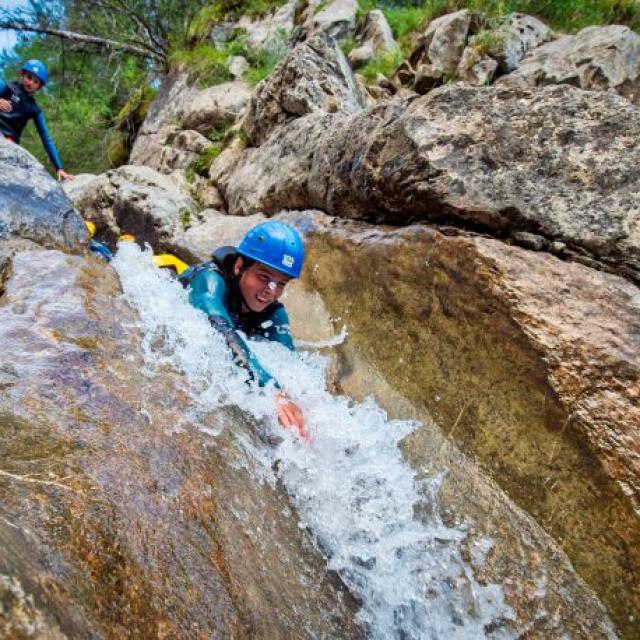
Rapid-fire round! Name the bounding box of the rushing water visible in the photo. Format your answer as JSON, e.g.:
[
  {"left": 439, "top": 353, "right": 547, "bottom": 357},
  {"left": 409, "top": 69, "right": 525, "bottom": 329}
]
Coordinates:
[{"left": 113, "top": 243, "right": 515, "bottom": 639}]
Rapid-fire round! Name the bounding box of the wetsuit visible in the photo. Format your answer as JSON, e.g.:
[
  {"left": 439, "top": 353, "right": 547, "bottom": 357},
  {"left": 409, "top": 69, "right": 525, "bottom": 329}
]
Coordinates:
[
  {"left": 0, "top": 79, "right": 63, "bottom": 171},
  {"left": 179, "top": 246, "right": 294, "bottom": 387}
]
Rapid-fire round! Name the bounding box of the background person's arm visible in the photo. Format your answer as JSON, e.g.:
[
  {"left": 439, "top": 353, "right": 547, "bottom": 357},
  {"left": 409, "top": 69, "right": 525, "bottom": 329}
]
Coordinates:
[{"left": 33, "top": 110, "right": 71, "bottom": 179}]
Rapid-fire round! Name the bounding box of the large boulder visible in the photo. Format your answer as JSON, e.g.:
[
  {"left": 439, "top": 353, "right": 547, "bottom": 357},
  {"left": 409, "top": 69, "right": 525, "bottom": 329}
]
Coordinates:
[
  {"left": 410, "top": 10, "right": 472, "bottom": 78},
  {"left": 485, "top": 12, "right": 552, "bottom": 72},
  {"left": 180, "top": 80, "right": 252, "bottom": 135},
  {"left": 499, "top": 25, "right": 640, "bottom": 104},
  {"left": 305, "top": 0, "right": 358, "bottom": 41},
  {"left": 288, "top": 213, "right": 639, "bottom": 638},
  {"left": 130, "top": 71, "right": 250, "bottom": 170},
  {"left": 220, "top": 84, "right": 640, "bottom": 283},
  {"left": 0, "top": 138, "right": 87, "bottom": 252},
  {"left": 63, "top": 165, "right": 198, "bottom": 250},
  {"left": 241, "top": 34, "right": 365, "bottom": 145},
  {"left": 0, "top": 248, "right": 363, "bottom": 638}
]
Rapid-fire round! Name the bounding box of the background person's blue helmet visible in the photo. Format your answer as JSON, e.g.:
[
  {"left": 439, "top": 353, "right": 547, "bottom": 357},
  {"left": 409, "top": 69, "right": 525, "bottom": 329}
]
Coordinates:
[
  {"left": 21, "top": 59, "right": 48, "bottom": 85},
  {"left": 238, "top": 221, "right": 305, "bottom": 278}
]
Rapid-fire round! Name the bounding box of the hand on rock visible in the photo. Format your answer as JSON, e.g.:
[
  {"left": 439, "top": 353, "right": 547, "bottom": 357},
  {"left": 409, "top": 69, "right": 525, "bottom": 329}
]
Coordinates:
[
  {"left": 275, "top": 391, "right": 311, "bottom": 442},
  {"left": 57, "top": 169, "right": 75, "bottom": 181}
]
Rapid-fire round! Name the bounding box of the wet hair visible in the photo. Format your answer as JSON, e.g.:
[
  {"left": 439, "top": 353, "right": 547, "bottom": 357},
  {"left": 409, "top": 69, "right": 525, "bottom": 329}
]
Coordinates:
[{"left": 235, "top": 254, "right": 255, "bottom": 275}]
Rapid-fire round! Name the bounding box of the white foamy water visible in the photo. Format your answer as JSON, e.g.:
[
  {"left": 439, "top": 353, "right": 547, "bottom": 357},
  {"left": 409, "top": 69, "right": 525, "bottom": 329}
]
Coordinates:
[{"left": 113, "top": 243, "right": 515, "bottom": 639}]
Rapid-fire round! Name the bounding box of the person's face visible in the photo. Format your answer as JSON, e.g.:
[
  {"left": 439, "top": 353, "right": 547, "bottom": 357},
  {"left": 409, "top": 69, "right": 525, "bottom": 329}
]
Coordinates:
[
  {"left": 234, "top": 258, "right": 290, "bottom": 313},
  {"left": 19, "top": 70, "right": 43, "bottom": 94},
  {"left": 20, "top": 71, "right": 42, "bottom": 93}
]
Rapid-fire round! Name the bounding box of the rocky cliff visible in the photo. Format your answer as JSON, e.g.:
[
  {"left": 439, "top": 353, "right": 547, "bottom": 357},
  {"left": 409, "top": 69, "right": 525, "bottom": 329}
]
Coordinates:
[{"left": 2, "top": 3, "right": 639, "bottom": 639}]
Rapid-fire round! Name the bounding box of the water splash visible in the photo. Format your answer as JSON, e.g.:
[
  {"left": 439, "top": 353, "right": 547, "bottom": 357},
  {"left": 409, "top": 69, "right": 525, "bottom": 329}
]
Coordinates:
[{"left": 113, "top": 243, "right": 515, "bottom": 639}]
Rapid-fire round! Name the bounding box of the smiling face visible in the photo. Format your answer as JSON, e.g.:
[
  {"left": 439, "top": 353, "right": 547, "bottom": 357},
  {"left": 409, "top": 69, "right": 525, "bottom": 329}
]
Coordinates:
[
  {"left": 19, "top": 70, "right": 43, "bottom": 94},
  {"left": 234, "top": 257, "right": 290, "bottom": 313}
]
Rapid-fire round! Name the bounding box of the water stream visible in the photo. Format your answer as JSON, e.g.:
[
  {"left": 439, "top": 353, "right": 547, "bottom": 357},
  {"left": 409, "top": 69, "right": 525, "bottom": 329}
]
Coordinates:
[{"left": 113, "top": 243, "right": 515, "bottom": 639}]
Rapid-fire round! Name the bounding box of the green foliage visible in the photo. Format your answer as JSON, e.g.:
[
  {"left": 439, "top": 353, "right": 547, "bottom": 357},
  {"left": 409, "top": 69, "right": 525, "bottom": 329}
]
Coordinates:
[
  {"left": 171, "top": 42, "right": 234, "bottom": 86},
  {"left": 358, "top": 50, "right": 404, "bottom": 82},
  {"left": 340, "top": 37, "right": 358, "bottom": 56},
  {"left": 363, "top": 0, "right": 640, "bottom": 35},
  {"left": 190, "top": 144, "right": 223, "bottom": 177},
  {"left": 468, "top": 29, "right": 507, "bottom": 55},
  {"left": 179, "top": 208, "right": 192, "bottom": 229},
  {"left": 185, "top": 0, "right": 288, "bottom": 42},
  {"left": 171, "top": 25, "right": 287, "bottom": 87}
]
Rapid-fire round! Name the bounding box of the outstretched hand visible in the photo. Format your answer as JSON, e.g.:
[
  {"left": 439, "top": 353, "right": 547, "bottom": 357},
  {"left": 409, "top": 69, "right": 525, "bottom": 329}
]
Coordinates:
[
  {"left": 57, "top": 169, "right": 75, "bottom": 181},
  {"left": 275, "top": 392, "right": 311, "bottom": 442}
]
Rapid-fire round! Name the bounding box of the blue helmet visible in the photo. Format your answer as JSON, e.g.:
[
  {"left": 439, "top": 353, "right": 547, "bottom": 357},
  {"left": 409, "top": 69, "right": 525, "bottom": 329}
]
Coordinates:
[
  {"left": 21, "top": 59, "right": 48, "bottom": 85},
  {"left": 238, "top": 221, "right": 305, "bottom": 278}
]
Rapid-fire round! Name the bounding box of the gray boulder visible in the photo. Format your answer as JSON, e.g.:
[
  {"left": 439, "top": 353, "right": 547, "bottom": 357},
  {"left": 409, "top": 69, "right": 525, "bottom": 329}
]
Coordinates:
[
  {"left": 130, "top": 72, "right": 250, "bottom": 171},
  {"left": 219, "top": 84, "right": 640, "bottom": 283},
  {"left": 180, "top": 81, "right": 252, "bottom": 134},
  {"left": 242, "top": 34, "right": 365, "bottom": 146},
  {"left": 499, "top": 25, "right": 640, "bottom": 104},
  {"left": 412, "top": 10, "right": 472, "bottom": 77},
  {"left": 63, "top": 165, "right": 197, "bottom": 249},
  {"left": 307, "top": 0, "right": 358, "bottom": 41},
  {"left": 486, "top": 12, "right": 551, "bottom": 72},
  {"left": 0, "top": 138, "right": 87, "bottom": 252}
]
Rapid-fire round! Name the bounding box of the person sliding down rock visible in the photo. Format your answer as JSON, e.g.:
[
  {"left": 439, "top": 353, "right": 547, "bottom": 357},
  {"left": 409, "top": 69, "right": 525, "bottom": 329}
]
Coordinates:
[
  {"left": 179, "top": 221, "right": 310, "bottom": 441},
  {"left": 0, "top": 60, "right": 74, "bottom": 181}
]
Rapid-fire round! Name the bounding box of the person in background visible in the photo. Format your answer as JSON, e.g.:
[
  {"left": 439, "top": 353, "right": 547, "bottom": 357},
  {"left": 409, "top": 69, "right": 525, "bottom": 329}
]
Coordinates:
[
  {"left": 179, "top": 221, "right": 310, "bottom": 441},
  {"left": 0, "top": 59, "right": 74, "bottom": 181}
]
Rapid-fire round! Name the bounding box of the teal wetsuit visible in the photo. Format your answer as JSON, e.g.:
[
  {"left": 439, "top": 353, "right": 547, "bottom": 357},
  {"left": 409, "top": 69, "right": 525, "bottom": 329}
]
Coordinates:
[{"left": 180, "top": 247, "right": 294, "bottom": 387}]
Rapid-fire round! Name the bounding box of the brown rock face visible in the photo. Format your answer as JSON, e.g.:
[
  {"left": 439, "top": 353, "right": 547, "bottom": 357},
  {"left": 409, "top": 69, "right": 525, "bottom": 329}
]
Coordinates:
[
  {"left": 291, "top": 215, "right": 639, "bottom": 638},
  {"left": 0, "top": 249, "right": 361, "bottom": 639},
  {"left": 220, "top": 84, "right": 640, "bottom": 283}
]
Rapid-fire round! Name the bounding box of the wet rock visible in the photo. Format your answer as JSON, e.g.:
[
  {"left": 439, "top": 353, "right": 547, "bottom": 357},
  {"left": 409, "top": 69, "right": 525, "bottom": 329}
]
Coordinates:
[
  {"left": 499, "top": 25, "right": 640, "bottom": 104},
  {"left": 289, "top": 214, "right": 638, "bottom": 638},
  {"left": 242, "top": 34, "right": 365, "bottom": 146},
  {"left": 456, "top": 46, "right": 498, "bottom": 85},
  {"left": 63, "top": 165, "right": 197, "bottom": 249},
  {"left": 0, "top": 249, "right": 362, "bottom": 638},
  {"left": 0, "top": 138, "right": 87, "bottom": 253},
  {"left": 348, "top": 10, "right": 398, "bottom": 68},
  {"left": 220, "top": 84, "right": 640, "bottom": 282},
  {"left": 485, "top": 12, "right": 551, "bottom": 72}
]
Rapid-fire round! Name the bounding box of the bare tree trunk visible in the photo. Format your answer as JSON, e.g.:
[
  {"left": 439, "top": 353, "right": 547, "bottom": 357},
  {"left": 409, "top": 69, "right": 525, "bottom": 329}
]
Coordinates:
[{"left": 0, "top": 21, "right": 166, "bottom": 65}]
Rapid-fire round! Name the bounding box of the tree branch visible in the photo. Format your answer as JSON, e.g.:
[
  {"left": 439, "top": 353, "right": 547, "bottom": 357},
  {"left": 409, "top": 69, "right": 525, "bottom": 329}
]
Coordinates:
[{"left": 0, "top": 20, "right": 166, "bottom": 65}]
